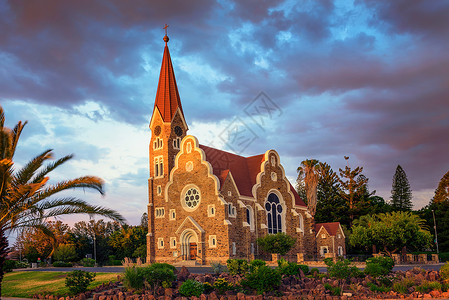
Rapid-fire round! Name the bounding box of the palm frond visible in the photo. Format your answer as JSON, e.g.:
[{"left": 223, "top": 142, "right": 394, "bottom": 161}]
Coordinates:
[
  {"left": 32, "top": 154, "right": 73, "bottom": 184},
  {"left": 13, "top": 149, "right": 53, "bottom": 186},
  {"left": 10, "top": 120, "right": 27, "bottom": 159},
  {"left": 33, "top": 176, "right": 105, "bottom": 201}
]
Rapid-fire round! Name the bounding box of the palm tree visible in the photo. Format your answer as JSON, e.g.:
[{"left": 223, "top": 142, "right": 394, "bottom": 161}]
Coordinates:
[
  {"left": 297, "top": 159, "right": 320, "bottom": 216},
  {"left": 0, "top": 106, "right": 125, "bottom": 293}
]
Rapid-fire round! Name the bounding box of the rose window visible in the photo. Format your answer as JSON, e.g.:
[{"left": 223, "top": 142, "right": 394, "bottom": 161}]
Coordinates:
[{"left": 184, "top": 188, "right": 200, "bottom": 209}]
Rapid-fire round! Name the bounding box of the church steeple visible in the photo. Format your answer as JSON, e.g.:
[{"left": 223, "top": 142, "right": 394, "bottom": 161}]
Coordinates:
[{"left": 151, "top": 31, "right": 185, "bottom": 125}]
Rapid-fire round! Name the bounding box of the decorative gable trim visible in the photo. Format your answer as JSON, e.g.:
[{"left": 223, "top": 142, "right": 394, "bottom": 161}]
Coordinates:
[
  {"left": 237, "top": 200, "right": 246, "bottom": 208},
  {"left": 224, "top": 171, "right": 241, "bottom": 198},
  {"left": 255, "top": 203, "right": 264, "bottom": 211},
  {"left": 175, "top": 216, "right": 205, "bottom": 234},
  {"left": 165, "top": 135, "right": 220, "bottom": 202},
  {"left": 315, "top": 226, "right": 329, "bottom": 238},
  {"left": 251, "top": 149, "right": 299, "bottom": 209},
  {"left": 224, "top": 219, "right": 232, "bottom": 225},
  {"left": 291, "top": 209, "right": 299, "bottom": 216}
]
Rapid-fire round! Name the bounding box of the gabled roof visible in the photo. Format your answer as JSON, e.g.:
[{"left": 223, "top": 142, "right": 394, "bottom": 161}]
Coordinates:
[
  {"left": 198, "top": 144, "right": 305, "bottom": 207},
  {"left": 153, "top": 39, "right": 184, "bottom": 123},
  {"left": 315, "top": 222, "right": 341, "bottom": 236}
]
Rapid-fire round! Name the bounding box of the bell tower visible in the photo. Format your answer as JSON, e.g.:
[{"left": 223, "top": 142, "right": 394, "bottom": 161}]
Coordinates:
[{"left": 147, "top": 28, "right": 188, "bottom": 263}]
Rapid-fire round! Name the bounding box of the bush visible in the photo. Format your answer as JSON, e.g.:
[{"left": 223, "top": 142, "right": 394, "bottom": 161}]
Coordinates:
[
  {"left": 441, "top": 262, "right": 449, "bottom": 281},
  {"left": 144, "top": 263, "right": 176, "bottom": 289},
  {"left": 277, "top": 259, "right": 308, "bottom": 276},
  {"left": 392, "top": 277, "right": 414, "bottom": 294},
  {"left": 310, "top": 268, "right": 320, "bottom": 276},
  {"left": 367, "top": 282, "right": 391, "bottom": 293},
  {"left": 324, "top": 283, "right": 341, "bottom": 296},
  {"left": 364, "top": 257, "right": 394, "bottom": 277},
  {"left": 203, "top": 282, "right": 214, "bottom": 294},
  {"left": 416, "top": 281, "right": 442, "bottom": 293},
  {"left": 65, "top": 270, "right": 96, "bottom": 295},
  {"left": 256, "top": 233, "right": 296, "bottom": 255},
  {"left": 80, "top": 258, "right": 96, "bottom": 267},
  {"left": 226, "top": 259, "right": 248, "bottom": 275},
  {"left": 3, "top": 260, "right": 15, "bottom": 273},
  {"left": 210, "top": 261, "right": 225, "bottom": 274},
  {"left": 179, "top": 279, "right": 204, "bottom": 297},
  {"left": 325, "top": 258, "right": 361, "bottom": 281},
  {"left": 123, "top": 266, "right": 146, "bottom": 290},
  {"left": 213, "top": 278, "right": 232, "bottom": 294},
  {"left": 249, "top": 259, "right": 266, "bottom": 272},
  {"left": 14, "top": 261, "right": 29, "bottom": 268},
  {"left": 240, "top": 265, "right": 281, "bottom": 294},
  {"left": 53, "top": 261, "right": 73, "bottom": 267}
]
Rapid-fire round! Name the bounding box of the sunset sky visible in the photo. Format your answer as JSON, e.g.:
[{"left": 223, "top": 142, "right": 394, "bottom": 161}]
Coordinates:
[{"left": 1, "top": 0, "right": 448, "bottom": 229}]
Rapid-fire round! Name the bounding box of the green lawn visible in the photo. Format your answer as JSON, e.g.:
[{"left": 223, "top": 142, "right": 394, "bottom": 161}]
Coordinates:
[{"left": 2, "top": 271, "right": 121, "bottom": 298}]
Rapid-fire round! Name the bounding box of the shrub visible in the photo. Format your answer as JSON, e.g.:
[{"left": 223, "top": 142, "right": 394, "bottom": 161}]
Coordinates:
[
  {"left": 392, "top": 277, "right": 414, "bottom": 294},
  {"left": 256, "top": 232, "right": 296, "bottom": 255},
  {"left": 325, "top": 258, "right": 361, "bottom": 281},
  {"left": 364, "top": 257, "right": 394, "bottom": 277},
  {"left": 240, "top": 265, "right": 281, "bottom": 294},
  {"left": 226, "top": 259, "right": 248, "bottom": 275},
  {"left": 310, "top": 268, "right": 320, "bottom": 276},
  {"left": 210, "top": 261, "right": 225, "bottom": 274},
  {"left": 203, "top": 282, "right": 214, "bottom": 294},
  {"left": 65, "top": 270, "right": 96, "bottom": 295},
  {"left": 213, "top": 278, "right": 232, "bottom": 294},
  {"left": 367, "top": 282, "right": 391, "bottom": 293},
  {"left": 123, "top": 266, "right": 146, "bottom": 290},
  {"left": 277, "top": 259, "right": 308, "bottom": 276},
  {"left": 14, "top": 261, "right": 29, "bottom": 268},
  {"left": 249, "top": 259, "right": 266, "bottom": 272},
  {"left": 324, "top": 283, "right": 341, "bottom": 296},
  {"left": 53, "top": 244, "right": 78, "bottom": 262},
  {"left": 441, "top": 262, "right": 449, "bottom": 281},
  {"left": 3, "top": 260, "right": 16, "bottom": 273},
  {"left": 144, "top": 264, "right": 176, "bottom": 289},
  {"left": 416, "top": 281, "right": 442, "bottom": 293},
  {"left": 80, "top": 258, "right": 96, "bottom": 267},
  {"left": 179, "top": 279, "right": 204, "bottom": 297},
  {"left": 53, "top": 261, "right": 73, "bottom": 267}
]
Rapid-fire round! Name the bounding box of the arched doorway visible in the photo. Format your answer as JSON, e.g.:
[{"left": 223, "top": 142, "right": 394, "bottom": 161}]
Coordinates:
[{"left": 180, "top": 229, "right": 198, "bottom": 260}]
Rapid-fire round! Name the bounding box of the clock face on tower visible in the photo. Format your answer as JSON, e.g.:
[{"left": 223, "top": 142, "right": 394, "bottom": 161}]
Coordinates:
[
  {"left": 174, "top": 126, "right": 183, "bottom": 137},
  {"left": 154, "top": 126, "right": 161, "bottom": 136}
]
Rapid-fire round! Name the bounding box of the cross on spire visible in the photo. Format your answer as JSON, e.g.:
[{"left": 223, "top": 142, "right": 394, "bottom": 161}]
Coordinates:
[
  {"left": 163, "top": 24, "right": 169, "bottom": 35},
  {"left": 163, "top": 24, "right": 169, "bottom": 44}
]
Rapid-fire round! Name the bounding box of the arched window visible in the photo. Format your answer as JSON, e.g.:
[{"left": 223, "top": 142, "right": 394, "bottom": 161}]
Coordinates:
[
  {"left": 265, "top": 193, "right": 283, "bottom": 234},
  {"left": 299, "top": 214, "right": 304, "bottom": 233}
]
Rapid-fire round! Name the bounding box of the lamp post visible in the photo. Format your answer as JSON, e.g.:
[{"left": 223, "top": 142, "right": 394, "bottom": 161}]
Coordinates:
[
  {"left": 93, "top": 233, "right": 97, "bottom": 266},
  {"left": 431, "top": 209, "right": 439, "bottom": 254}
]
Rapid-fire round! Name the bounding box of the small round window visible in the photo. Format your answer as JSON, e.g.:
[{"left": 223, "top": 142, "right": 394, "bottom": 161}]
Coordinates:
[{"left": 183, "top": 187, "right": 201, "bottom": 211}]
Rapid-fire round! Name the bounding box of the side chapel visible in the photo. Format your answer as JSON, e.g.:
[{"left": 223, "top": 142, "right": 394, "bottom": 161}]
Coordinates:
[{"left": 147, "top": 33, "right": 343, "bottom": 264}]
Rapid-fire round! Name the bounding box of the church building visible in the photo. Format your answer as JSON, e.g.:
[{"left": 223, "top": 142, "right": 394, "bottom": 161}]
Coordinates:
[{"left": 146, "top": 33, "right": 341, "bottom": 264}]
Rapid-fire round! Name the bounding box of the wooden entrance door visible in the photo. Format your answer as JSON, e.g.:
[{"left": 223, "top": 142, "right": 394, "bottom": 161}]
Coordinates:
[{"left": 189, "top": 243, "right": 197, "bottom": 260}]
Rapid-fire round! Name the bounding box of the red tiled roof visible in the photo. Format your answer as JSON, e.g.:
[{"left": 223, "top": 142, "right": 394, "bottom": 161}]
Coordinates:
[
  {"left": 315, "top": 222, "right": 341, "bottom": 236},
  {"left": 153, "top": 44, "right": 184, "bottom": 122},
  {"left": 199, "top": 144, "right": 306, "bottom": 207}
]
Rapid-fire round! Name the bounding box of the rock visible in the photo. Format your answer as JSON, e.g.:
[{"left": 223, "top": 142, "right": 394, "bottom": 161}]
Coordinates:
[
  {"left": 177, "top": 266, "right": 190, "bottom": 282},
  {"left": 208, "top": 292, "right": 219, "bottom": 300},
  {"left": 118, "top": 292, "right": 125, "bottom": 300},
  {"left": 236, "top": 292, "right": 245, "bottom": 300},
  {"left": 165, "top": 289, "right": 174, "bottom": 297},
  {"left": 99, "top": 296, "right": 107, "bottom": 300},
  {"left": 430, "top": 290, "right": 440, "bottom": 298}
]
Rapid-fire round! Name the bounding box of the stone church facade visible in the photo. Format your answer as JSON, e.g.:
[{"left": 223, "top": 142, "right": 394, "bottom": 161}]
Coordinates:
[{"left": 147, "top": 34, "right": 343, "bottom": 264}]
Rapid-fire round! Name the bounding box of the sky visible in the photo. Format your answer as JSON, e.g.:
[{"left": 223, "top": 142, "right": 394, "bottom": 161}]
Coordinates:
[{"left": 1, "top": 0, "right": 449, "bottom": 230}]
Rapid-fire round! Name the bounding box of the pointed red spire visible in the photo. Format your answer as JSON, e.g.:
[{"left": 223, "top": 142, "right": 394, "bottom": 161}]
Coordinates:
[{"left": 153, "top": 34, "right": 184, "bottom": 122}]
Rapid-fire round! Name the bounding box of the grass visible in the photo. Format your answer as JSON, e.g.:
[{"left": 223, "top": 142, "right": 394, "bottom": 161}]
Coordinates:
[{"left": 2, "top": 271, "right": 121, "bottom": 297}]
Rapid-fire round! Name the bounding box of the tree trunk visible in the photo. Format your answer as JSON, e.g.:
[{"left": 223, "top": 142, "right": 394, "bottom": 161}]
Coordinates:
[{"left": 0, "top": 227, "right": 8, "bottom": 297}]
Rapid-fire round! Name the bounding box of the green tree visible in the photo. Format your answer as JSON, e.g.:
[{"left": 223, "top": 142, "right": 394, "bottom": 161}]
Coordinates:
[
  {"left": 297, "top": 159, "right": 320, "bottom": 216},
  {"left": 391, "top": 165, "right": 413, "bottom": 211},
  {"left": 69, "top": 219, "right": 120, "bottom": 264},
  {"left": 349, "top": 211, "right": 432, "bottom": 257},
  {"left": 314, "top": 162, "right": 348, "bottom": 224},
  {"left": 338, "top": 157, "right": 368, "bottom": 225},
  {"left": 108, "top": 225, "right": 147, "bottom": 260},
  {"left": 53, "top": 244, "right": 78, "bottom": 262},
  {"left": 0, "top": 106, "right": 125, "bottom": 293},
  {"left": 433, "top": 170, "right": 449, "bottom": 203},
  {"left": 256, "top": 232, "right": 296, "bottom": 256}
]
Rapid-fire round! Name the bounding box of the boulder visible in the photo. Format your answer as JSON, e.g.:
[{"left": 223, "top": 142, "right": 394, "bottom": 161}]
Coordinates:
[{"left": 177, "top": 266, "right": 190, "bottom": 282}]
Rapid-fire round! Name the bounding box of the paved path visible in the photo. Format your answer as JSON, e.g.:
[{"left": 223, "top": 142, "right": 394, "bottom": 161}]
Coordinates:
[{"left": 13, "top": 263, "right": 444, "bottom": 274}]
